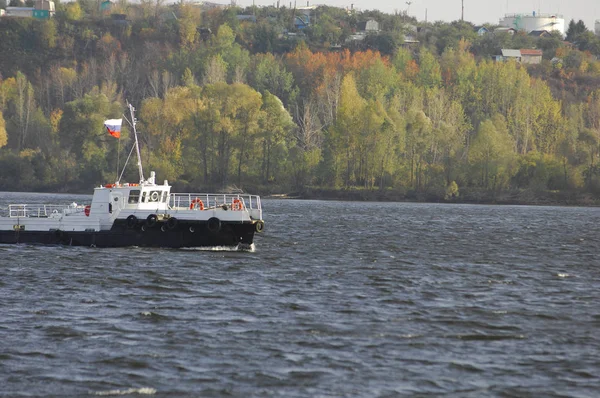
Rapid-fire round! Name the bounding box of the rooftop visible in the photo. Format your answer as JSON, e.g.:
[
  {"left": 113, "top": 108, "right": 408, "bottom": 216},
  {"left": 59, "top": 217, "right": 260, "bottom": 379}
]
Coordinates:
[
  {"left": 520, "top": 49, "right": 543, "bottom": 56},
  {"left": 501, "top": 49, "right": 521, "bottom": 58}
]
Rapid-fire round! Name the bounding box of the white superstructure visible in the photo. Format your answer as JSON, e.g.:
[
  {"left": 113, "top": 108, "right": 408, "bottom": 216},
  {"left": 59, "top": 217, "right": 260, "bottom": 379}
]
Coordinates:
[{"left": 500, "top": 12, "right": 565, "bottom": 36}]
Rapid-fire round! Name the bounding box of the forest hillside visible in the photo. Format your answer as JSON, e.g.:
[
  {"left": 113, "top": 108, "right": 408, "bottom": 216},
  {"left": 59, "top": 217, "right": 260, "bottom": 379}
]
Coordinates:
[{"left": 1, "top": 1, "right": 600, "bottom": 204}]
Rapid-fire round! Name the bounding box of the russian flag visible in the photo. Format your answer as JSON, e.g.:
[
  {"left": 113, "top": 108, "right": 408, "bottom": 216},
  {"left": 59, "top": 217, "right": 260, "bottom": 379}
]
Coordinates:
[{"left": 104, "top": 119, "right": 122, "bottom": 139}]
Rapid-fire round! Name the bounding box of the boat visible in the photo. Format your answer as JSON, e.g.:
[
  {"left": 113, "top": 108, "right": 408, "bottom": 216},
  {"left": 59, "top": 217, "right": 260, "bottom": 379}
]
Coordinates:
[{"left": 0, "top": 104, "right": 264, "bottom": 250}]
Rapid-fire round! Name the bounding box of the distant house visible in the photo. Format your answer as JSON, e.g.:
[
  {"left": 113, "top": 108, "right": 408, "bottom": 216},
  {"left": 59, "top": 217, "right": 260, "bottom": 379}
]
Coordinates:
[
  {"left": 357, "top": 19, "right": 379, "bottom": 33},
  {"left": 520, "top": 49, "right": 543, "bottom": 64},
  {"left": 402, "top": 35, "right": 420, "bottom": 47},
  {"left": 5, "top": 7, "right": 34, "bottom": 17},
  {"left": 297, "top": 5, "right": 315, "bottom": 21},
  {"left": 494, "top": 49, "right": 543, "bottom": 64},
  {"left": 495, "top": 27, "right": 517, "bottom": 35},
  {"left": 346, "top": 19, "right": 381, "bottom": 44},
  {"left": 529, "top": 30, "right": 550, "bottom": 38},
  {"left": 474, "top": 26, "right": 489, "bottom": 36},
  {"left": 282, "top": 30, "right": 305, "bottom": 40},
  {"left": 198, "top": 1, "right": 228, "bottom": 11},
  {"left": 0, "top": 10, "right": 4, "bottom": 17},
  {"left": 110, "top": 13, "right": 128, "bottom": 26},
  {"left": 4, "top": 0, "right": 54, "bottom": 18},
  {"left": 346, "top": 33, "right": 366, "bottom": 42},
  {"left": 294, "top": 14, "right": 309, "bottom": 29},
  {"left": 32, "top": 0, "right": 53, "bottom": 18},
  {"left": 498, "top": 49, "right": 522, "bottom": 62},
  {"left": 100, "top": 0, "right": 114, "bottom": 13},
  {"left": 32, "top": 8, "right": 50, "bottom": 18}
]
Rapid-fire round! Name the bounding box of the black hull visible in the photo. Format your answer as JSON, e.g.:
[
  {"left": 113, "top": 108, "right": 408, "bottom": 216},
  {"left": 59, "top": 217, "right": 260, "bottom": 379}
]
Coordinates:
[{"left": 0, "top": 220, "right": 258, "bottom": 249}]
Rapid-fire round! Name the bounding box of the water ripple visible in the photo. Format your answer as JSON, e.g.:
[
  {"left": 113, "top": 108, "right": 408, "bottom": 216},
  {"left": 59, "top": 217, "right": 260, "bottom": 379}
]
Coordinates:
[{"left": 1, "top": 197, "right": 600, "bottom": 396}]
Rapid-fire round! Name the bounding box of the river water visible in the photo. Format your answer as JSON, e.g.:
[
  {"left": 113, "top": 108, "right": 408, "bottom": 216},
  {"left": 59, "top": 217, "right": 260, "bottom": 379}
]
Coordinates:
[{"left": 1, "top": 194, "right": 600, "bottom": 397}]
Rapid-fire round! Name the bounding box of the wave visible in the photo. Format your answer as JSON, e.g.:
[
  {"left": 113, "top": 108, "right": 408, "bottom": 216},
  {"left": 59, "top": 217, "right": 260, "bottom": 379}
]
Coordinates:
[{"left": 90, "top": 387, "right": 156, "bottom": 396}]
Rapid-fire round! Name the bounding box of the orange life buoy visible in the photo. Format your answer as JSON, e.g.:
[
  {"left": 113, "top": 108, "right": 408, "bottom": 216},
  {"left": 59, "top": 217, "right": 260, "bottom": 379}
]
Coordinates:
[
  {"left": 105, "top": 184, "right": 115, "bottom": 188},
  {"left": 231, "top": 198, "right": 243, "bottom": 211},
  {"left": 190, "top": 198, "right": 205, "bottom": 210},
  {"left": 84, "top": 205, "right": 91, "bottom": 217}
]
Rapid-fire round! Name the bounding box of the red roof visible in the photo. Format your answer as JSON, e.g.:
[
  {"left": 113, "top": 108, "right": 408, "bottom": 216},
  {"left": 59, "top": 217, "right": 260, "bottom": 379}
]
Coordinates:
[{"left": 520, "top": 49, "right": 543, "bottom": 56}]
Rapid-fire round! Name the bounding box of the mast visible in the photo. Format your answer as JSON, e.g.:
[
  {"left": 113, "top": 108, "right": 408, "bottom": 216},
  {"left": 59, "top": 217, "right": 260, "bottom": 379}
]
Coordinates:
[{"left": 128, "top": 103, "right": 144, "bottom": 183}]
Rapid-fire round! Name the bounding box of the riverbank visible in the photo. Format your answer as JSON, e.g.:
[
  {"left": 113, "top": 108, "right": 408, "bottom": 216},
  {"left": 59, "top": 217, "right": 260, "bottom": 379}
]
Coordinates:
[{"left": 265, "top": 187, "right": 600, "bottom": 207}]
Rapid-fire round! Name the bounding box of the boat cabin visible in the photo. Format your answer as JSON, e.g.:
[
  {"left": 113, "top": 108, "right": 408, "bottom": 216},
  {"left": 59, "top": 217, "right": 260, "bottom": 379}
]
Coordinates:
[{"left": 89, "top": 171, "right": 171, "bottom": 220}]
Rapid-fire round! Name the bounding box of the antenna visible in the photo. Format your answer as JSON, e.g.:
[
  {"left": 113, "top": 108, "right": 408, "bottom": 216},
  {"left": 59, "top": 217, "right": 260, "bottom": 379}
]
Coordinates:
[
  {"left": 127, "top": 102, "right": 144, "bottom": 184},
  {"left": 403, "top": 1, "right": 411, "bottom": 23},
  {"left": 461, "top": 0, "right": 464, "bottom": 21}
]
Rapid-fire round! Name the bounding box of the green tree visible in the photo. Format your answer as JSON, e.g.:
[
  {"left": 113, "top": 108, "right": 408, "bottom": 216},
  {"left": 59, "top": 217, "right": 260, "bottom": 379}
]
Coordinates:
[
  {"left": 230, "top": 84, "right": 263, "bottom": 186},
  {"left": 566, "top": 19, "right": 587, "bottom": 42},
  {"left": 202, "top": 55, "right": 228, "bottom": 85},
  {"left": 37, "top": 19, "right": 57, "bottom": 49},
  {"left": 247, "top": 53, "right": 295, "bottom": 106},
  {"left": 330, "top": 73, "right": 366, "bottom": 187},
  {"left": 417, "top": 48, "right": 442, "bottom": 88},
  {"left": 469, "top": 115, "right": 515, "bottom": 190},
  {"left": 59, "top": 91, "right": 123, "bottom": 184},
  {"left": 259, "top": 91, "right": 294, "bottom": 184},
  {"left": 405, "top": 109, "right": 433, "bottom": 190}
]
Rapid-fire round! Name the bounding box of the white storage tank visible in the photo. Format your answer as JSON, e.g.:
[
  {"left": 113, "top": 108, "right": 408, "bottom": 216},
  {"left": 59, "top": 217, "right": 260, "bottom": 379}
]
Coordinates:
[{"left": 500, "top": 12, "right": 565, "bottom": 36}]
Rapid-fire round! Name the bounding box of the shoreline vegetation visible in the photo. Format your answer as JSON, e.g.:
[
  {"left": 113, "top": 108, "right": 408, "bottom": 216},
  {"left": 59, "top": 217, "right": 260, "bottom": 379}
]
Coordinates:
[
  {"left": 2, "top": 185, "right": 599, "bottom": 207},
  {"left": 265, "top": 188, "right": 600, "bottom": 207},
  {"left": 2, "top": 5, "right": 600, "bottom": 204}
]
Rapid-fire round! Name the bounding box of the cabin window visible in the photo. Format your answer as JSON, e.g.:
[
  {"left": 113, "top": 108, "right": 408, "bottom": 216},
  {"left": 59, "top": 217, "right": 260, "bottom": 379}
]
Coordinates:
[
  {"left": 128, "top": 190, "right": 140, "bottom": 204},
  {"left": 160, "top": 192, "right": 168, "bottom": 203},
  {"left": 149, "top": 191, "right": 161, "bottom": 202},
  {"left": 141, "top": 192, "right": 147, "bottom": 202}
]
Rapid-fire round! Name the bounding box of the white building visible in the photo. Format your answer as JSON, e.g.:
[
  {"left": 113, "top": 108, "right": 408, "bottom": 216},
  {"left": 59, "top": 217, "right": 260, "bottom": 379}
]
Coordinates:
[
  {"left": 2, "top": 0, "right": 54, "bottom": 18},
  {"left": 5, "top": 6, "right": 34, "bottom": 17},
  {"left": 358, "top": 19, "right": 379, "bottom": 32},
  {"left": 499, "top": 12, "right": 565, "bottom": 36}
]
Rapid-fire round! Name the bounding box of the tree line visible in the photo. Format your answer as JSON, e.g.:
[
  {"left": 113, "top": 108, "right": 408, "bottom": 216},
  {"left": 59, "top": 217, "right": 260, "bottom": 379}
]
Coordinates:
[{"left": 1, "top": 2, "right": 600, "bottom": 201}]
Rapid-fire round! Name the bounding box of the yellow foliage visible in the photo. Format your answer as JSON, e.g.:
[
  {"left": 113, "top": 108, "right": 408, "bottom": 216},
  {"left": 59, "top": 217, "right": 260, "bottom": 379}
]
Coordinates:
[
  {"left": 178, "top": 4, "right": 201, "bottom": 49},
  {"left": 50, "top": 109, "right": 63, "bottom": 135},
  {"left": 0, "top": 111, "right": 6, "bottom": 148},
  {"left": 65, "top": 2, "right": 82, "bottom": 21},
  {"left": 19, "top": 148, "right": 41, "bottom": 159},
  {"left": 59, "top": 67, "right": 77, "bottom": 85}
]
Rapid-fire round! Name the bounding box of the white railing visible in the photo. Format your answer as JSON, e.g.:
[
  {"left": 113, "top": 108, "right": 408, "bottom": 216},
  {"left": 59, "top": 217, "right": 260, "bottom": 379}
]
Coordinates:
[
  {"left": 7, "top": 204, "right": 86, "bottom": 218},
  {"left": 169, "top": 193, "right": 262, "bottom": 211}
]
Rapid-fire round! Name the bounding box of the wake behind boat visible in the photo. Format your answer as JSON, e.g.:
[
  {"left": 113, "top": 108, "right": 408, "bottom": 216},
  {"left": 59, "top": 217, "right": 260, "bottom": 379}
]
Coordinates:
[{"left": 0, "top": 104, "right": 265, "bottom": 249}]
